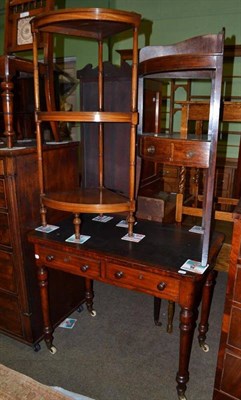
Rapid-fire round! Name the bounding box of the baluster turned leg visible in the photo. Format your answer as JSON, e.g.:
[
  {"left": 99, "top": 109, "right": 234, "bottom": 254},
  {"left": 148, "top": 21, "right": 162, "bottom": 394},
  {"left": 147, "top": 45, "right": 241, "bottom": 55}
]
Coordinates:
[
  {"left": 85, "top": 278, "right": 96, "bottom": 317},
  {"left": 1, "top": 79, "right": 15, "bottom": 148},
  {"left": 127, "top": 211, "right": 135, "bottom": 236},
  {"left": 37, "top": 265, "right": 56, "bottom": 354},
  {"left": 198, "top": 269, "right": 217, "bottom": 352},
  {"left": 176, "top": 306, "right": 198, "bottom": 400},
  {"left": 73, "top": 213, "right": 81, "bottom": 239},
  {"left": 40, "top": 200, "right": 47, "bottom": 227}
]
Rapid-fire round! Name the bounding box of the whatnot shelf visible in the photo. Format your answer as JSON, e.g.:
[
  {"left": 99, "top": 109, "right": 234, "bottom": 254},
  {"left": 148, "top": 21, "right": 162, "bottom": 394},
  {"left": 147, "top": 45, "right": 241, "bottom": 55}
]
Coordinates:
[{"left": 31, "top": 8, "right": 141, "bottom": 238}]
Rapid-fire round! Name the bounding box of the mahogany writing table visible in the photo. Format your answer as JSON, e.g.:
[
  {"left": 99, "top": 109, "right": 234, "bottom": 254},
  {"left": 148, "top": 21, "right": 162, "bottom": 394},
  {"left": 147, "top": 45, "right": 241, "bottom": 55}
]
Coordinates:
[{"left": 28, "top": 214, "right": 224, "bottom": 400}]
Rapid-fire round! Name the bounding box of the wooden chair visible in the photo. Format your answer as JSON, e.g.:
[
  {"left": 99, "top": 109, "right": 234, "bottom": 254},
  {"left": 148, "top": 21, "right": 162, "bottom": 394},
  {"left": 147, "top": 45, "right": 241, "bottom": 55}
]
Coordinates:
[
  {"left": 175, "top": 100, "right": 241, "bottom": 223},
  {"left": 0, "top": 0, "right": 59, "bottom": 147},
  {"left": 138, "top": 30, "right": 225, "bottom": 342}
]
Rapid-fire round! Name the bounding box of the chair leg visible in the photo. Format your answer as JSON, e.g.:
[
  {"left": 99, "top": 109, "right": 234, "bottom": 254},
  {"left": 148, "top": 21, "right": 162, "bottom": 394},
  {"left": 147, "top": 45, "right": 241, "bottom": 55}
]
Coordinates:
[
  {"left": 154, "top": 297, "right": 162, "bottom": 326},
  {"left": 154, "top": 298, "right": 175, "bottom": 333},
  {"left": 167, "top": 300, "right": 175, "bottom": 333}
]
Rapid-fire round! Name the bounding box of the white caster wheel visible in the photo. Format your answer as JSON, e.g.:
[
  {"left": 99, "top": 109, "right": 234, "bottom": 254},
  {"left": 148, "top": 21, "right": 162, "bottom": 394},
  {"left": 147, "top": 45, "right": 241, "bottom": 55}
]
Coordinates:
[
  {"left": 90, "top": 310, "right": 97, "bottom": 317},
  {"left": 49, "top": 345, "right": 57, "bottom": 355},
  {"left": 178, "top": 394, "right": 187, "bottom": 400},
  {"left": 200, "top": 342, "right": 210, "bottom": 352}
]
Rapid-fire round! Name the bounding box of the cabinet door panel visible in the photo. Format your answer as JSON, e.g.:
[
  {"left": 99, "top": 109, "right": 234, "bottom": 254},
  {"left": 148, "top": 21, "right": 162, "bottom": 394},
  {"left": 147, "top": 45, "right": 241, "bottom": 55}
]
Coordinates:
[
  {"left": 0, "top": 251, "right": 16, "bottom": 293},
  {"left": 228, "top": 306, "right": 241, "bottom": 350},
  {"left": 0, "top": 160, "right": 4, "bottom": 175},
  {"left": 0, "top": 292, "right": 22, "bottom": 336},
  {"left": 220, "top": 352, "right": 241, "bottom": 399},
  {"left": 0, "top": 180, "right": 7, "bottom": 208},
  {"left": 79, "top": 63, "right": 132, "bottom": 197},
  {"left": 0, "top": 213, "right": 11, "bottom": 247}
]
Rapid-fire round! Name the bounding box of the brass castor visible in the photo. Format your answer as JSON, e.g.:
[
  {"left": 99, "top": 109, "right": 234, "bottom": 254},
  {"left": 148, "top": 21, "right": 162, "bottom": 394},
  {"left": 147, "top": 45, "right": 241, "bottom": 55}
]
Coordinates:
[{"left": 49, "top": 345, "right": 57, "bottom": 355}]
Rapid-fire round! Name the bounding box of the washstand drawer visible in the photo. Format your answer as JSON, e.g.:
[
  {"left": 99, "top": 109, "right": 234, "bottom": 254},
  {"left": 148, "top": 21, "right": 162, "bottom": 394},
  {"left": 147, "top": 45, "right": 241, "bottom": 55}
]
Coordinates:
[
  {"left": 140, "top": 136, "right": 210, "bottom": 168},
  {"left": 0, "top": 179, "right": 7, "bottom": 208},
  {"left": 106, "top": 262, "right": 179, "bottom": 300},
  {"left": 0, "top": 251, "right": 17, "bottom": 293},
  {"left": 37, "top": 246, "right": 101, "bottom": 279}
]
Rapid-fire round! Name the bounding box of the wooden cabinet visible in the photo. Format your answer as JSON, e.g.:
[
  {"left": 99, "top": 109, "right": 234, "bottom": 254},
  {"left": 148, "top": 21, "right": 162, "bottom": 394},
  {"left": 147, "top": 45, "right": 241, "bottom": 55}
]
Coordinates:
[
  {"left": 0, "top": 142, "right": 85, "bottom": 349},
  {"left": 213, "top": 198, "right": 241, "bottom": 399},
  {"left": 77, "top": 61, "right": 132, "bottom": 197}
]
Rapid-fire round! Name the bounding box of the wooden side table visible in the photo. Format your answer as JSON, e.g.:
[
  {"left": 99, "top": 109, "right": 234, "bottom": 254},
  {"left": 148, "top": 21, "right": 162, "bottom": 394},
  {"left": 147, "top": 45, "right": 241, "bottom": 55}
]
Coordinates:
[{"left": 29, "top": 215, "right": 224, "bottom": 399}]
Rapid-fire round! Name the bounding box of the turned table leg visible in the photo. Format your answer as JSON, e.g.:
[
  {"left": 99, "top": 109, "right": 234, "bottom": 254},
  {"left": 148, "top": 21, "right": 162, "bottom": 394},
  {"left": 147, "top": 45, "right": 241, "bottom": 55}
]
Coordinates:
[
  {"left": 85, "top": 278, "right": 96, "bottom": 317},
  {"left": 37, "top": 265, "right": 56, "bottom": 354},
  {"left": 176, "top": 305, "right": 198, "bottom": 400},
  {"left": 198, "top": 269, "right": 217, "bottom": 352}
]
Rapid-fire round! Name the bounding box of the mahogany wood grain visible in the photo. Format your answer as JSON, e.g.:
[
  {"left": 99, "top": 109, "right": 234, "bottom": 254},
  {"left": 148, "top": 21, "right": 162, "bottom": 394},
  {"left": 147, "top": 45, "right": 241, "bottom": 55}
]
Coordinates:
[
  {"left": 140, "top": 135, "right": 211, "bottom": 168},
  {"left": 213, "top": 198, "right": 241, "bottom": 399}
]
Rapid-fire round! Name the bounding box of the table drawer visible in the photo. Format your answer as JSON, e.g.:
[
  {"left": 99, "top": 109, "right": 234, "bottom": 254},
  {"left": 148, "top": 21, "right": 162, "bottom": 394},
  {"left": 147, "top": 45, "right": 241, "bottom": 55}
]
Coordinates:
[
  {"left": 37, "top": 247, "right": 101, "bottom": 279},
  {"left": 106, "top": 262, "right": 179, "bottom": 300},
  {"left": 0, "top": 159, "right": 4, "bottom": 176},
  {"left": 0, "top": 251, "right": 17, "bottom": 293},
  {"left": 0, "top": 179, "right": 7, "bottom": 208},
  {"left": 140, "top": 137, "right": 210, "bottom": 168}
]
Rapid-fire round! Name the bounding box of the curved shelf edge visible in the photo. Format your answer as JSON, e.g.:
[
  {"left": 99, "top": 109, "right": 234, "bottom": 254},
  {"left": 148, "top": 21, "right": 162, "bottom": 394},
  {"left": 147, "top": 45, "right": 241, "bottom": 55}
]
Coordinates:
[
  {"left": 37, "top": 111, "right": 138, "bottom": 124},
  {"left": 42, "top": 188, "right": 134, "bottom": 214}
]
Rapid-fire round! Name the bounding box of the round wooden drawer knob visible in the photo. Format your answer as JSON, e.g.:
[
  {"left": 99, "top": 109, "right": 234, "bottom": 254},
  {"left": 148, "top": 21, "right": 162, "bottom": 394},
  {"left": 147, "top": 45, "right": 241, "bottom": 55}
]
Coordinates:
[
  {"left": 80, "top": 264, "right": 89, "bottom": 272},
  {"left": 147, "top": 145, "right": 156, "bottom": 154},
  {"left": 114, "top": 271, "right": 124, "bottom": 279},
  {"left": 157, "top": 282, "right": 167, "bottom": 291}
]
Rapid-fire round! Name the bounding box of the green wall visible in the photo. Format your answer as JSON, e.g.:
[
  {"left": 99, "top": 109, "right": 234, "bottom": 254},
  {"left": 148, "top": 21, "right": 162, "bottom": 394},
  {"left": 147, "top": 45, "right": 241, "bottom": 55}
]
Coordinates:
[
  {"left": 62, "top": 0, "right": 241, "bottom": 158},
  {"left": 61, "top": 0, "right": 241, "bottom": 67},
  {"left": 0, "top": 1, "right": 241, "bottom": 156},
  {"left": 1, "top": 1, "right": 240, "bottom": 69}
]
